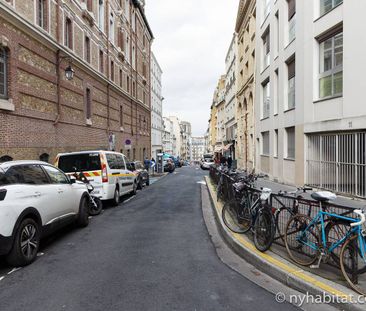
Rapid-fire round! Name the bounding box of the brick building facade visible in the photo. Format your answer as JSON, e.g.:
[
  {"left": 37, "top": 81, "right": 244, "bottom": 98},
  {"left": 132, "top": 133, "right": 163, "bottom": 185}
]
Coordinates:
[{"left": 0, "top": 0, "right": 153, "bottom": 163}]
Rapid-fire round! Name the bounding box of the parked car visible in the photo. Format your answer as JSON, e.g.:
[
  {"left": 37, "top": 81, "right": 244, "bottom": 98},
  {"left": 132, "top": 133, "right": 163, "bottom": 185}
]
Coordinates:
[
  {"left": 55, "top": 150, "right": 137, "bottom": 206},
  {"left": 0, "top": 161, "right": 90, "bottom": 266},
  {"left": 200, "top": 157, "right": 214, "bottom": 170},
  {"left": 127, "top": 161, "right": 150, "bottom": 189},
  {"left": 164, "top": 159, "right": 176, "bottom": 173}
]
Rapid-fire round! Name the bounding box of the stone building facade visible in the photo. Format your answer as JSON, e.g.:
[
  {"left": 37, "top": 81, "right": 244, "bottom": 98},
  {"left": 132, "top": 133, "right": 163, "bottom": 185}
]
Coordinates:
[
  {"left": 0, "top": 0, "right": 153, "bottom": 163},
  {"left": 150, "top": 51, "right": 163, "bottom": 160},
  {"left": 235, "top": 0, "right": 256, "bottom": 171}
]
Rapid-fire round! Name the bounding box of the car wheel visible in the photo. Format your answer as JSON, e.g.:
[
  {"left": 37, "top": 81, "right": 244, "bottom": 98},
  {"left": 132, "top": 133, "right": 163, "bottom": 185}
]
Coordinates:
[
  {"left": 111, "top": 186, "right": 120, "bottom": 206},
  {"left": 132, "top": 181, "right": 137, "bottom": 195},
  {"left": 76, "top": 196, "right": 89, "bottom": 227},
  {"left": 6, "top": 218, "right": 40, "bottom": 267},
  {"left": 137, "top": 177, "right": 143, "bottom": 190}
]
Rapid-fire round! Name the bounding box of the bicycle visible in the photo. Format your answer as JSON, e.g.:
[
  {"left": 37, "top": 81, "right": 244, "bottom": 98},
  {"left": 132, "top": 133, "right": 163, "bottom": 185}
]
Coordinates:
[
  {"left": 273, "top": 186, "right": 313, "bottom": 243},
  {"left": 221, "top": 174, "right": 275, "bottom": 252},
  {"left": 284, "top": 191, "right": 366, "bottom": 295}
]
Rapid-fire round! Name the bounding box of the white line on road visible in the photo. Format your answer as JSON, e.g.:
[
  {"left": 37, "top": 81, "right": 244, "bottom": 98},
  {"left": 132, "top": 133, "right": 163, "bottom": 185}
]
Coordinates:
[
  {"left": 0, "top": 276, "right": 4, "bottom": 282},
  {"left": 7, "top": 267, "right": 21, "bottom": 275},
  {"left": 197, "top": 181, "right": 207, "bottom": 185},
  {"left": 124, "top": 195, "right": 136, "bottom": 203}
]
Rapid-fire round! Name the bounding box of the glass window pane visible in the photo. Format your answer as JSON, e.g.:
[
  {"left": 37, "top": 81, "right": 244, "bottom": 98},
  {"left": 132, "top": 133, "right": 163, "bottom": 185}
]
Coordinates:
[
  {"left": 320, "top": 0, "right": 333, "bottom": 15},
  {"left": 43, "top": 165, "right": 69, "bottom": 184},
  {"left": 320, "top": 39, "right": 333, "bottom": 73},
  {"left": 334, "top": 33, "right": 343, "bottom": 67},
  {"left": 333, "top": 71, "right": 343, "bottom": 95},
  {"left": 320, "top": 75, "right": 332, "bottom": 98}
]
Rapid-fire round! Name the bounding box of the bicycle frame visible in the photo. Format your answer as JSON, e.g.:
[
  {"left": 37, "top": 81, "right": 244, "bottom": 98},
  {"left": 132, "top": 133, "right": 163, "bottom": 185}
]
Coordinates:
[{"left": 297, "top": 209, "right": 366, "bottom": 262}]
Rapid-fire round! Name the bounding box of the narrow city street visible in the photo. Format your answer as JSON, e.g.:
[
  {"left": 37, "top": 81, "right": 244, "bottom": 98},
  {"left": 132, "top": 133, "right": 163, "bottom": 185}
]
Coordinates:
[{"left": 0, "top": 167, "right": 298, "bottom": 311}]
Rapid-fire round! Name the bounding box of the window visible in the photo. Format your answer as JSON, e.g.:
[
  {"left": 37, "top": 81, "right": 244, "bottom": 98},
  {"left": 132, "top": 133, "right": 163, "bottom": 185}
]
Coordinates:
[
  {"left": 6, "top": 165, "right": 49, "bottom": 185},
  {"left": 99, "top": 50, "right": 104, "bottom": 73},
  {"left": 115, "top": 154, "right": 126, "bottom": 169},
  {"left": 275, "top": 11, "right": 279, "bottom": 55},
  {"left": 319, "top": 32, "right": 343, "bottom": 98},
  {"left": 86, "top": 88, "right": 91, "bottom": 119},
  {"left": 37, "top": 0, "right": 47, "bottom": 30},
  {"left": 262, "top": 29, "right": 270, "bottom": 69},
  {"left": 127, "top": 76, "right": 130, "bottom": 92},
  {"left": 119, "top": 69, "right": 123, "bottom": 87},
  {"left": 132, "top": 81, "right": 136, "bottom": 97},
  {"left": 262, "top": 80, "right": 270, "bottom": 119},
  {"left": 287, "top": 58, "right": 295, "bottom": 109},
  {"left": 42, "top": 165, "right": 69, "bottom": 184},
  {"left": 110, "top": 60, "right": 114, "bottom": 81},
  {"left": 85, "top": 36, "right": 90, "bottom": 63},
  {"left": 39, "top": 153, "right": 49, "bottom": 163},
  {"left": 261, "top": 131, "right": 270, "bottom": 156},
  {"left": 65, "top": 17, "right": 73, "bottom": 49},
  {"left": 132, "top": 45, "right": 135, "bottom": 69},
  {"left": 274, "top": 69, "right": 279, "bottom": 114},
  {"left": 58, "top": 153, "right": 101, "bottom": 173},
  {"left": 99, "top": 0, "right": 104, "bottom": 32},
  {"left": 285, "top": 127, "right": 295, "bottom": 159},
  {"left": 106, "top": 154, "right": 118, "bottom": 169},
  {"left": 0, "top": 155, "right": 12, "bottom": 163},
  {"left": 274, "top": 129, "right": 278, "bottom": 157},
  {"left": 320, "top": 0, "right": 343, "bottom": 16},
  {"left": 287, "top": 0, "right": 296, "bottom": 42},
  {"left": 0, "top": 47, "right": 8, "bottom": 99},
  {"left": 109, "top": 12, "right": 114, "bottom": 44}
]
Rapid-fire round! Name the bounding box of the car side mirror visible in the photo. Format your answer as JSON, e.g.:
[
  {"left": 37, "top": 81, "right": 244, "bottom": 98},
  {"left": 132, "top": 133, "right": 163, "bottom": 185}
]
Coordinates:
[{"left": 70, "top": 177, "right": 76, "bottom": 184}]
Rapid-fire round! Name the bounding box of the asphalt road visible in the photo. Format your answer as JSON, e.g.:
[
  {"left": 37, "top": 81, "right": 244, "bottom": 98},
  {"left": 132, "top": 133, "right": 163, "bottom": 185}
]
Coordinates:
[{"left": 0, "top": 167, "right": 299, "bottom": 311}]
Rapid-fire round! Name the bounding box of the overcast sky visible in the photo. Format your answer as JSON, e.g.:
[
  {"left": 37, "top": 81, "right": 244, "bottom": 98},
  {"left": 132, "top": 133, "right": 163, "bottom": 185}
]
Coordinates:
[{"left": 145, "top": 1, "right": 238, "bottom": 136}]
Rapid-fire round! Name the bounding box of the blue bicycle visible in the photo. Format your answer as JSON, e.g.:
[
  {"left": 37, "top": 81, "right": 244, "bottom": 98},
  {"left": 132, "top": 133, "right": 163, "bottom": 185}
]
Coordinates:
[{"left": 284, "top": 191, "right": 366, "bottom": 295}]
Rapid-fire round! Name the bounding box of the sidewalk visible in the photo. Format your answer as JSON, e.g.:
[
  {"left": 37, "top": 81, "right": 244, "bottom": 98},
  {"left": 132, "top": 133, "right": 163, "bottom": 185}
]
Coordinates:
[{"left": 204, "top": 176, "right": 365, "bottom": 310}]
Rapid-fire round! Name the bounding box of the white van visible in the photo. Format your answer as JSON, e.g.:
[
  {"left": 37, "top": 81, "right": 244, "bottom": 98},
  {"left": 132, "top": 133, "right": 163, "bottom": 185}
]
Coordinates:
[{"left": 55, "top": 150, "right": 137, "bottom": 206}]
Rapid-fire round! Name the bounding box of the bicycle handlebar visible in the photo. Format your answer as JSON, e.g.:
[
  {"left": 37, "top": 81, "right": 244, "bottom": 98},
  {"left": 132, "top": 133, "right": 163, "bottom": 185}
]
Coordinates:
[{"left": 351, "top": 210, "right": 366, "bottom": 227}]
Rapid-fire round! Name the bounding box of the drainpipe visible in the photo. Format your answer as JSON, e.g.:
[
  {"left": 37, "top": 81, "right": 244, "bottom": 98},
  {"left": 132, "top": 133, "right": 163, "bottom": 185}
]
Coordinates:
[{"left": 54, "top": 49, "right": 61, "bottom": 125}]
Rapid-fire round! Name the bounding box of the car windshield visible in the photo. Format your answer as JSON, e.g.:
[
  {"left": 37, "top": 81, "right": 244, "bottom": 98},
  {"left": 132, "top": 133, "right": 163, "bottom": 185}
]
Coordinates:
[
  {"left": 204, "top": 158, "right": 213, "bottom": 162},
  {"left": 58, "top": 153, "right": 101, "bottom": 173}
]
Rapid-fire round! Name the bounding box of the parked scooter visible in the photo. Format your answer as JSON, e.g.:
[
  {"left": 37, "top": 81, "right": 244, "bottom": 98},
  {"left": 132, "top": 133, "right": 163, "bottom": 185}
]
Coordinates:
[{"left": 73, "top": 171, "right": 103, "bottom": 216}]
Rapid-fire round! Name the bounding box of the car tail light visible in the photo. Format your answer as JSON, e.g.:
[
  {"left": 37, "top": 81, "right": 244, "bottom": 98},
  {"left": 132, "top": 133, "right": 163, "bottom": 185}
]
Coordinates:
[
  {"left": 0, "top": 189, "right": 7, "bottom": 201},
  {"left": 100, "top": 154, "right": 108, "bottom": 183},
  {"left": 102, "top": 164, "right": 108, "bottom": 183}
]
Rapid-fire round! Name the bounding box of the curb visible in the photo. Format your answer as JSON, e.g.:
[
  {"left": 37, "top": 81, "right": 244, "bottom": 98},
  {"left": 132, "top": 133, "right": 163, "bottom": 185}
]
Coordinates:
[{"left": 204, "top": 176, "right": 365, "bottom": 311}]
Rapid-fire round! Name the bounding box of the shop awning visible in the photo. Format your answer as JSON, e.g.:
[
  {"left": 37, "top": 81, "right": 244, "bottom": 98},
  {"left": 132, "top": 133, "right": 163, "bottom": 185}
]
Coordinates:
[{"left": 223, "top": 143, "right": 233, "bottom": 151}]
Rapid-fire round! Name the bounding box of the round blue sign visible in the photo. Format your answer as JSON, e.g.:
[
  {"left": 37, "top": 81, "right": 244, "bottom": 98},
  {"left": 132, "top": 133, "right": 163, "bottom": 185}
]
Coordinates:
[{"left": 125, "top": 139, "right": 132, "bottom": 145}]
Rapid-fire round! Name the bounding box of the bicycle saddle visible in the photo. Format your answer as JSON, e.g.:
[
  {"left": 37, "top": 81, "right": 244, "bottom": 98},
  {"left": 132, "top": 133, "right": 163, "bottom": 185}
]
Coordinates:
[{"left": 311, "top": 191, "right": 336, "bottom": 202}]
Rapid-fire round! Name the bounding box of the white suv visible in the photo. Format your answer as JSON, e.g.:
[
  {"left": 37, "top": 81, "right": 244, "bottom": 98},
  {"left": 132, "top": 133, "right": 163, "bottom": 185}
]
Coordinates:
[{"left": 0, "top": 161, "right": 90, "bottom": 266}]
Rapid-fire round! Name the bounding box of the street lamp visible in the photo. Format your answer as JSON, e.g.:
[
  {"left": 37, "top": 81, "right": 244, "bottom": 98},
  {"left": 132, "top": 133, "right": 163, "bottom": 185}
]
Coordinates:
[{"left": 65, "top": 64, "right": 75, "bottom": 80}]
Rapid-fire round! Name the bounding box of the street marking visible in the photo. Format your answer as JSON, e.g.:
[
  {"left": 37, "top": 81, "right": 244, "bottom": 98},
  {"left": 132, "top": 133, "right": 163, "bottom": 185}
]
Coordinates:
[
  {"left": 124, "top": 195, "right": 136, "bottom": 203},
  {"left": 0, "top": 276, "right": 4, "bottom": 282},
  {"left": 37, "top": 252, "right": 45, "bottom": 257},
  {"left": 7, "top": 267, "right": 21, "bottom": 275},
  {"left": 205, "top": 177, "right": 352, "bottom": 301},
  {"left": 197, "top": 181, "right": 207, "bottom": 185}
]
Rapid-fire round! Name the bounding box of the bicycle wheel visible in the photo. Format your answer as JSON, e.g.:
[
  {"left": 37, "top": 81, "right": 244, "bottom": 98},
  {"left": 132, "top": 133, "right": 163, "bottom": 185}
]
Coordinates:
[
  {"left": 325, "top": 219, "right": 350, "bottom": 267},
  {"left": 222, "top": 199, "right": 250, "bottom": 234},
  {"left": 275, "top": 207, "right": 292, "bottom": 243},
  {"left": 254, "top": 205, "right": 275, "bottom": 252},
  {"left": 285, "top": 214, "right": 320, "bottom": 266},
  {"left": 217, "top": 180, "right": 223, "bottom": 202},
  {"left": 340, "top": 235, "right": 366, "bottom": 295}
]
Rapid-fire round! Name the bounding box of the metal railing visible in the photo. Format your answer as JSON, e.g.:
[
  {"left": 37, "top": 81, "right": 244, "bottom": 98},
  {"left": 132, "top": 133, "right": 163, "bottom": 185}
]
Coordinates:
[{"left": 209, "top": 165, "right": 357, "bottom": 271}]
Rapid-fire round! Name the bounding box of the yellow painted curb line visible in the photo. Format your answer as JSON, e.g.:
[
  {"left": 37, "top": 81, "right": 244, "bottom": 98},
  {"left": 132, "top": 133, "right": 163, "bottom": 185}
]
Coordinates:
[{"left": 204, "top": 176, "right": 352, "bottom": 301}]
